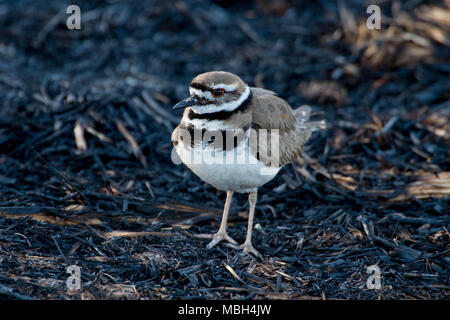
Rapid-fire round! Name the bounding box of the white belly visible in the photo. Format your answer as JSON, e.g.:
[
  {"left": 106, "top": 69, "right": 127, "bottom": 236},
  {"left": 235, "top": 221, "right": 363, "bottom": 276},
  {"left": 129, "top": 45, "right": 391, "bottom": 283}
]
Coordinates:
[{"left": 175, "top": 137, "right": 280, "bottom": 193}]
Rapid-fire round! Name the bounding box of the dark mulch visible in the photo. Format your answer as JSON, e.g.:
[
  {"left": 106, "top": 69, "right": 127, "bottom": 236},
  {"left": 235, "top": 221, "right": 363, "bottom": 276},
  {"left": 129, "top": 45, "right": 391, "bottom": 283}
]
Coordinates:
[{"left": 0, "top": 0, "right": 448, "bottom": 299}]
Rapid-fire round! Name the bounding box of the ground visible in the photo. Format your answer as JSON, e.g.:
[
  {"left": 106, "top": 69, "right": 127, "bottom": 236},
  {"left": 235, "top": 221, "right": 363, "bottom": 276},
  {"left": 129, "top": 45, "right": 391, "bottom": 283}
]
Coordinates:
[{"left": 0, "top": 0, "right": 449, "bottom": 299}]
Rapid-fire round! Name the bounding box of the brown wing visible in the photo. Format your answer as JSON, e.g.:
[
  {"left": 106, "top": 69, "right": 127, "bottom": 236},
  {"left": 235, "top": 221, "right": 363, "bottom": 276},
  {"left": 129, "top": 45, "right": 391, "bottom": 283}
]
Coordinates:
[{"left": 248, "top": 88, "right": 311, "bottom": 167}]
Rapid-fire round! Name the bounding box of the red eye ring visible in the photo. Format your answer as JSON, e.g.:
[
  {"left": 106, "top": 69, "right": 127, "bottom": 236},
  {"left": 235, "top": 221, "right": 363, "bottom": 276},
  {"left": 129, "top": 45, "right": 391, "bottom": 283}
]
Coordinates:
[{"left": 211, "top": 88, "right": 225, "bottom": 98}]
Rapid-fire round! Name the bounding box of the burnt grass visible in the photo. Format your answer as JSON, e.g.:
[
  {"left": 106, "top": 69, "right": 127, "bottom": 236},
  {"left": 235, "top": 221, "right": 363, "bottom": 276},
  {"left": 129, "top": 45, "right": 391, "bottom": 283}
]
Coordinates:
[{"left": 0, "top": 0, "right": 449, "bottom": 299}]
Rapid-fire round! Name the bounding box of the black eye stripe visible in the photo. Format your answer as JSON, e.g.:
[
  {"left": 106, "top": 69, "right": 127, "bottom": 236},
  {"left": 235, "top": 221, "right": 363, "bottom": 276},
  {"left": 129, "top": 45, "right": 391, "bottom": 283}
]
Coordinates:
[
  {"left": 187, "top": 91, "right": 253, "bottom": 120},
  {"left": 190, "top": 82, "right": 209, "bottom": 91}
]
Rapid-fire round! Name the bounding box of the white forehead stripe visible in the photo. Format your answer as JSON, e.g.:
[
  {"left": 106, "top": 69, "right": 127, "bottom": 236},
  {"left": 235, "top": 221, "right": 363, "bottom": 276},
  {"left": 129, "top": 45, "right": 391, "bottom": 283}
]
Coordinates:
[
  {"left": 189, "top": 83, "right": 238, "bottom": 100},
  {"left": 191, "top": 86, "right": 250, "bottom": 115},
  {"left": 189, "top": 87, "right": 214, "bottom": 100},
  {"left": 211, "top": 83, "right": 237, "bottom": 91}
]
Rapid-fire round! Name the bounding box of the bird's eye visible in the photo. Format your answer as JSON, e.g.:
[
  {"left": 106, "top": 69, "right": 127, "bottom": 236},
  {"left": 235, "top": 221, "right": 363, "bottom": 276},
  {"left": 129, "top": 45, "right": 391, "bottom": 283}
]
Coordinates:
[{"left": 211, "top": 89, "right": 225, "bottom": 98}]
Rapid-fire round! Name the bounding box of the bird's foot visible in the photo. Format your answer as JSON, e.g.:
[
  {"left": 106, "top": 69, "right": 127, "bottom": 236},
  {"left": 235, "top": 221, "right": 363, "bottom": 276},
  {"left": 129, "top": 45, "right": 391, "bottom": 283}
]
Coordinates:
[
  {"left": 233, "top": 242, "right": 262, "bottom": 259},
  {"left": 195, "top": 231, "right": 238, "bottom": 249}
]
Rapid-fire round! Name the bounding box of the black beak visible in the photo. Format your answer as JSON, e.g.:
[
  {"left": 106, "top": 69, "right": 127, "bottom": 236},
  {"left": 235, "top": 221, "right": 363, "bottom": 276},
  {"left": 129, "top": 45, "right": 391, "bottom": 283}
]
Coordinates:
[{"left": 172, "top": 96, "right": 198, "bottom": 110}]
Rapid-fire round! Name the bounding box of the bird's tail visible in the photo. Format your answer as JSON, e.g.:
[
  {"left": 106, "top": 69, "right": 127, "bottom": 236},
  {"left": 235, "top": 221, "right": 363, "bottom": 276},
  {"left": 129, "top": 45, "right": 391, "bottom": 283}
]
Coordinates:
[{"left": 293, "top": 105, "right": 326, "bottom": 133}]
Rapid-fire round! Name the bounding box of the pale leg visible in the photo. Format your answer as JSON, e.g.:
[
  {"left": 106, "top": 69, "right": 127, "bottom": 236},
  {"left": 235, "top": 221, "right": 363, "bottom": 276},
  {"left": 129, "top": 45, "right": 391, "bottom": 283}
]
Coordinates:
[
  {"left": 195, "top": 190, "right": 238, "bottom": 249},
  {"left": 236, "top": 190, "right": 262, "bottom": 258}
]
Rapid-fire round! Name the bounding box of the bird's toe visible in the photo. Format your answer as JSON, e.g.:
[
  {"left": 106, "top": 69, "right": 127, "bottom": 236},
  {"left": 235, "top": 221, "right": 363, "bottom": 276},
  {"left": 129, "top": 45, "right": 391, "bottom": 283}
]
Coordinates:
[
  {"left": 241, "top": 242, "right": 262, "bottom": 259},
  {"left": 199, "top": 231, "right": 238, "bottom": 250}
]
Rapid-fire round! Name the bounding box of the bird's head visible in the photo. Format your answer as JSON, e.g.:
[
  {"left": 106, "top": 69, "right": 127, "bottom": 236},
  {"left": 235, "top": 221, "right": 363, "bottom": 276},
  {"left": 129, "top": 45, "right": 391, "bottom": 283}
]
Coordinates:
[{"left": 173, "top": 71, "right": 250, "bottom": 115}]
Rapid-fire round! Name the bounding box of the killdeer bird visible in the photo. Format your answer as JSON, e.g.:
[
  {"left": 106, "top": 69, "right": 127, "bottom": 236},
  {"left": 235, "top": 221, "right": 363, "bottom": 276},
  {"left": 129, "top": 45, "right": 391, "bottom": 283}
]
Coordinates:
[{"left": 171, "top": 71, "right": 325, "bottom": 257}]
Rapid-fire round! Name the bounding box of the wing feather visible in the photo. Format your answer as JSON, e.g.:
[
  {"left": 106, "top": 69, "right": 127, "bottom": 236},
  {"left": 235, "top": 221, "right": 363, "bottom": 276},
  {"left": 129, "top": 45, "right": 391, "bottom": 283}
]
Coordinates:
[{"left": 249, "top": 88, "right": 312, "bottom": 166}]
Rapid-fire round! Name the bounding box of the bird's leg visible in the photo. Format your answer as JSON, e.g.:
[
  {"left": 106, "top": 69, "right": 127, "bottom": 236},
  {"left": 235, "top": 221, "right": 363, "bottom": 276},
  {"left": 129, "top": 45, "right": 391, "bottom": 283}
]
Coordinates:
[
  {"left": 195, "top": 190, "right": 238, "bottom": 249},
  {"left": 235, "top": 190, "right": 262, "bottom": 258}
]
